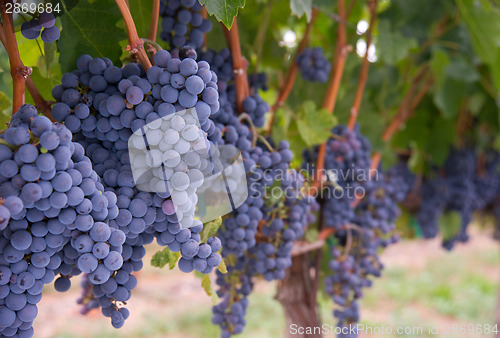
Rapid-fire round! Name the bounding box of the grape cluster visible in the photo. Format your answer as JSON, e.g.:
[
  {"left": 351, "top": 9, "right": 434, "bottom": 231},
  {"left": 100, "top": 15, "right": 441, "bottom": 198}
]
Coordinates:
[
  {"left": 248, "top": 73, "right": 268, "bottom": 92},
  {"left": 303, "top": 124, "right": 405, "bottom": 332},
  {"left": 21, "top": 13, "right": 60, "bottom": 43},
  {"left": 160, "top": 0, "right": 212, "bottom": 49},
  {"left": 48, "top": 50, "right": 226, "bottom": 323},
  {"left": 409, "top": 147, "right": 500, "bottom": 250},
  {"left": 0, "top": 105, "right": 128, "bottom": 335},
  {"left": 203, "top": 50, "right": 318, "bottom": 336},
  {"left": 296, "top": 47, "right": 331, "bottom": 83}
]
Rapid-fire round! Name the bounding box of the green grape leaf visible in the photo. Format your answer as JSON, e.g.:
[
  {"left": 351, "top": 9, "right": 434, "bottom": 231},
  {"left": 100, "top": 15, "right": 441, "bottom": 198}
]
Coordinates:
[
  {"left": 201, "top": 274, "right": 212, "bottom": 296},
  {"left": 151, "top": 247, "right": 179, "bottom": 269},
  {"left": 271, "top": 107, "right": 292, "bottom": 146},
  {"left": 26, "top": 67, "right": 61, "bottom": 106},
  {"left": 0, "top": 92, "right": 11, "bottom": 129},
  {"left": 0, "top": 92, "right": 11, "bottom": 113},
  {"left": 287, "top": 119, "right": 309, "bottom": 169},
  {"left": 296, "top": 101, "right": 337, "bottom": 147},
  {"left": 290, "top": 0, "right": 313, "bottom": 21},
  {"left": 128, "top": 0, "right": 153, "bottom": 39},
  {"left": 43, "top": 42, "right": 57, "bottom": 72},
  {"left": 433, "top": 78, "right": 466, "bottom": 119},
  {"left": 199, "top": 217, "right": 223, "bottom": 243},
  {"left": 430, "top": 48, "right": 450, "bottom": 88},
  {"left": 201, "top": 274, "right": 219, "bottom": 305},
  {"left": 438, "top": 211, "right": 461, "bottom": 241},
  {"left": 445, "top": 57, "right": 479, "bottom": 83},
  {"left": 16, "top": 32, "right": 42, "bottom": 68},
  {"left": 217, "top": 257, "right": 228, "bottom": 274},
  {"left": 377, "top": 20, "right": 417, "bottom": 64},
  {"left": 58, "top": 0, "right": 126, "bottom": 73},
  {"left": 456, "top": 0, "right": 500, "bottom": 88},
  {"left": 199, "top": 0, "right": 245, "bottom": 29}
]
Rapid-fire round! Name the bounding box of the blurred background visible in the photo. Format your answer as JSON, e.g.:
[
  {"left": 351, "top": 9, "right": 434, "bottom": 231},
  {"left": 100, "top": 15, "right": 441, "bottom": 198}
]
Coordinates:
[{"left": 34, "top": 226, "right": 499, "bottom": 338}]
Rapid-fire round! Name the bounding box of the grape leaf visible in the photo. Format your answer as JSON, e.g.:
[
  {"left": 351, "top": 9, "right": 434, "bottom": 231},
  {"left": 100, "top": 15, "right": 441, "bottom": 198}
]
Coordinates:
[
  {"left": 151, "top": 247, "right": 179, "bottom": 269},
  {"left": 290, "top": 0, "right": 313, "bottom": 21},
  {"left": 201, "top": 274, "right": 212, "bottom": 296},
  {"left": 433, "top": 78, "right": 466, "bottom": 119},
  {"left": 128, "top": 0, "right": 153, "bottom": 39},
  {"left": 201, "top": 274, "right": 219, "bottom": 305},
  {"left": 0, "top": 92, "right": 11, "bottom": 112},
  {"left": 26, "top": 67, "right": 61, "bottom": 106},
  {"left": 0, "top": 92, "right": 11, "bottom": 129},
  {"left": 377, "top": 20, "right": 417, "bottom": 64},
  {"left": 58, "top": 0, "right": 126, "bottom": 73},
  {"left": 199, "top": 0, "right": 245, "bottom": 29},
  {"left": 199, "top": 217, "right": 223, "bottom": 243},
  {"left": 296, "top": 101, "right": 337, "bottom": 147},
  {"left": 217, "top": 258, "right": 227, "bottom": 274}
]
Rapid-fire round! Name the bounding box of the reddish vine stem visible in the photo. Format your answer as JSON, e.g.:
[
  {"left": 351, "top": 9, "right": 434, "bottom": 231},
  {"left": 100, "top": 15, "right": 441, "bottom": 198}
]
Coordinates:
[
  {"left": 201, "top": 7, "right": 208, "bottom": 48},
  {"left": 0, "top": 17, "right": 54, "bottom": 120},
  {"left": 115, "top": 0, "right": 152, "bottom": 70},
  {"left": 148, "top": 0, "right": 160, "bottom": 42},
  {"left": 311, "top": 0, "right": 350, "bottom": 194},
  {"left": 26, "top": 77, "right": 55, "bottom": 122},
  {"left": 382, "top": 66, "right": 429, "bottom": 142},
  {"left": 222, "top": 18, "right": 249, "bottom": 113},
  {"left": 0, "top": 1, "right": 28, "bottom": 114},
  {"left": 269, "top": 9, "right": 319, "bottom": 114},
  {"left": 347, "top": 0, "right": 377, "bottom": 131}
]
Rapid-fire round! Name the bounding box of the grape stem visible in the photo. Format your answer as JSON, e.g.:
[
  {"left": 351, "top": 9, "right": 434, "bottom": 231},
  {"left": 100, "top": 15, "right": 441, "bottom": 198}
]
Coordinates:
[
  {"left": 238, "top": 113, "right": 258, "bottom": 147},
  {"left": 222, "top": 18, "right": 249, "bottom": 114},
  {"left": 26, "top": 77, "right": 55, "bottom": 122},
  {"left": 141, "top": 38, "right": 163, "bottom": 52},
  {"left": 201, "top": 7, "right": 208, "bottom": 48},
  {"left": 311, "top": 0, "right": 350, "bottom": 194},
  {"left": 148, "top": 0, "right": 160, "bottom": 42},
  {"left": 0, "top": 0, "right": 28, "bottom": 114},
  {"left": 267, "top": 8, "right": 319, "bottom": 134},
  {"left": 115, "top": 0, "right": 152, "bottom": 70},
  {"left": 347, "top": 0, "right": 377, "bottom": 131}
]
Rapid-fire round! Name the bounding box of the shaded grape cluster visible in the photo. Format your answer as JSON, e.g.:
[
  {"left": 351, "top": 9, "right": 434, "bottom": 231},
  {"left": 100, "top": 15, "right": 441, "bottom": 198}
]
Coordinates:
[
  {"left": 296, "top": 47, "right": 331, "bottom": 83},
  {"left": 160, "top": 0, "right": 212, "bottom": 49},
  {"left": 21, "top": 12, "right": 60, "bottom": 43}
]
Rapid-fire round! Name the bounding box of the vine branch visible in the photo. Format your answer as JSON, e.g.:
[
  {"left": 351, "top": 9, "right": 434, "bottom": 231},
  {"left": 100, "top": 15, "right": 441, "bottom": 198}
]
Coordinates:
[
  {"left": 0, "top": 0, "right": 28, "bottom": 114},
  {"left": 347, "top": 0, "right": 377, "bottom": 131},
  {"left": 116, "top": 0, "right": 152, "bottom": 70},
  {"left": 148, "top": 0, "right": 160, "bottom": 42},
  {"left": 382, "top": 66, "right": 430, "bottom": 142},
  {"left": 311, "top": 0, "right": 350, "bottom": 193},
  {"left": 222, "top": 18, "right": 249, "bottom": 113},
  {"left": 26, "top": 77, "right": 55, "bottom": 122}
]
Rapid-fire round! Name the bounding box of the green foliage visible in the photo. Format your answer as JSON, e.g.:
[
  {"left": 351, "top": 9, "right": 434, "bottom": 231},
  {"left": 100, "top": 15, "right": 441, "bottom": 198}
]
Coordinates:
[
  {"left": 199, "top": 0, "right": 245, "bottom": 28},
  {"left": 128, "top": 0, "right": 154, "bottom": 39},
  {"left": 438, "top": 211, "right": 461, "bottom": 241},
  {"left": 296, "top": 101, "right": 337, "bottom": 146},
  {"left": 151, "top": 248, "right": 180, "bottom": 269},
  {"left": 456, "top": 0, "right": 500, "bottom": 89},
  {"left": 58, "top": 0, "right": 126, "bottom": 72},
  {"left": 199, "top": 217, "right": 223, "bottom": 243},
  {"left": 376, "top": 20, "right": 417, "bottom": 64},
  {"left": 290, "top": 0, "right": 313, "bottom": 21}
]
